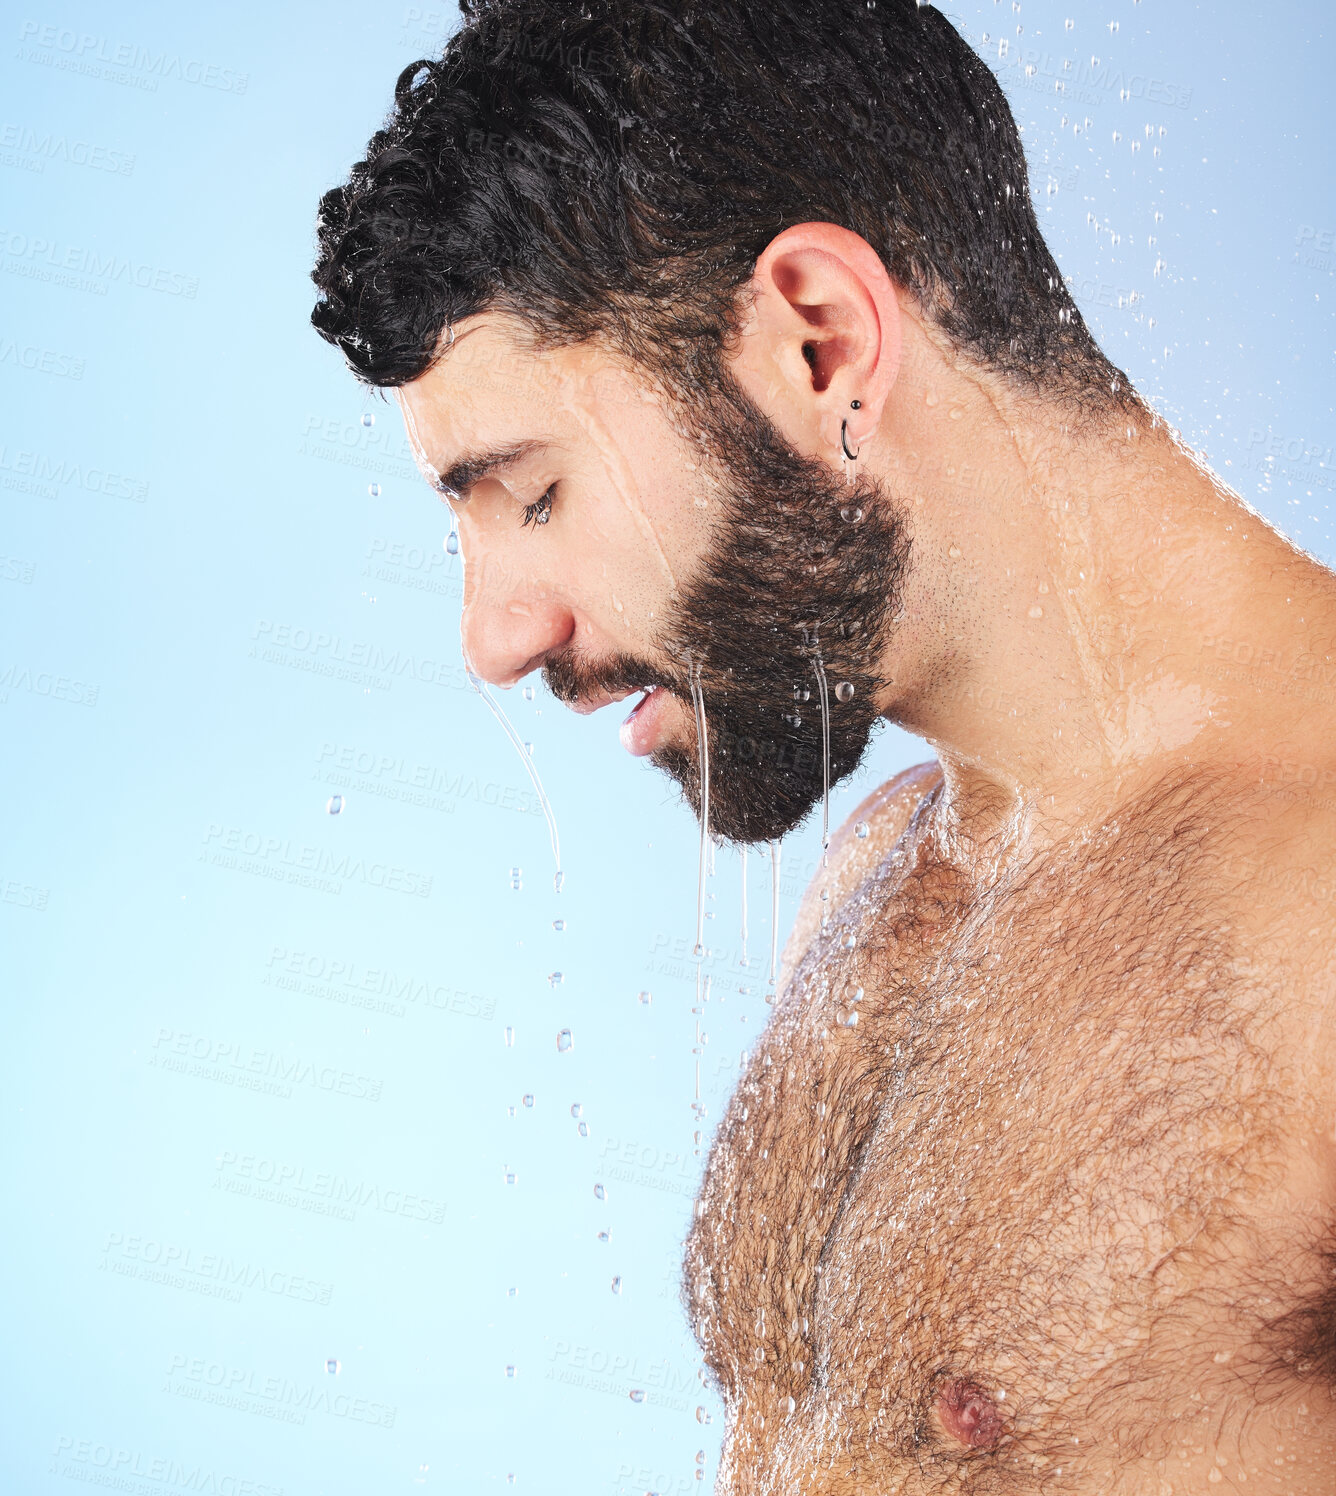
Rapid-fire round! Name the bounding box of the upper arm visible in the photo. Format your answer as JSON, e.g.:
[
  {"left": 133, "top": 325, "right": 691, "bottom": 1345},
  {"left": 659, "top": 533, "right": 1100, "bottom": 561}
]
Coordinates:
[{"left": 779, "top": 758, "right": 942, "bottom": 985}]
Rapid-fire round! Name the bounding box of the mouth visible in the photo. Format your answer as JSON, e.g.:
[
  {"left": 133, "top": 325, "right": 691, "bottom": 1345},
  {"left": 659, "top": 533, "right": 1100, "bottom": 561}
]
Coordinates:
[{"left": 543, "top": 660, "right": 680, "bottom": 756}]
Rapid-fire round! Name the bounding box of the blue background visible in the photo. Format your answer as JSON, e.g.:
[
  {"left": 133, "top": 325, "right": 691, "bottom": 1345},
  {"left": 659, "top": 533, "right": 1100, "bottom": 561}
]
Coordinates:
[{"left": 1, "top": 2, "right": 1331, "bottom": 1492}]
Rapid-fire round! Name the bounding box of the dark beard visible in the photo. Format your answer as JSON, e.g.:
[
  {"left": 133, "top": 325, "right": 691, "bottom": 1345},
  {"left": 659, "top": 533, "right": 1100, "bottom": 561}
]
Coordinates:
[{"left": 545, "top": 356, "right": 912, "bottom": 845}]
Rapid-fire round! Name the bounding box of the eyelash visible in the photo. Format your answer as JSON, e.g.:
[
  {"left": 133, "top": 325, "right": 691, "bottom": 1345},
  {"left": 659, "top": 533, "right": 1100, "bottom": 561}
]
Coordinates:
[{"left": 521, "top": 484, "right": 556, "bottom": 529}]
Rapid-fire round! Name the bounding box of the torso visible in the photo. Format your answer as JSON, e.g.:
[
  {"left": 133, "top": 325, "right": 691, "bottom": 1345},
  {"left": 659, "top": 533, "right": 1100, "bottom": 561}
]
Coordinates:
[{"left": 686, "top": 761, "right": 1336, "bottom": 1494}]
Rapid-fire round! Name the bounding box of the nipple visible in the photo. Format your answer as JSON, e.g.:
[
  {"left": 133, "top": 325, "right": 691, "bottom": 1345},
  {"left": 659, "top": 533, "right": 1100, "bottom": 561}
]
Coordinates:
[{"left": 934, "top": 1378, "right": 1004, "bottom": 1449}]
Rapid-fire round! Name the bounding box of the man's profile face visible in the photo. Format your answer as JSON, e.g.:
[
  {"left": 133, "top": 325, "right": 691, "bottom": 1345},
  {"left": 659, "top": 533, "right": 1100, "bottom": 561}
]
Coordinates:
[{"left": 396, "top": 312, "right": 910, "bottom": 844}]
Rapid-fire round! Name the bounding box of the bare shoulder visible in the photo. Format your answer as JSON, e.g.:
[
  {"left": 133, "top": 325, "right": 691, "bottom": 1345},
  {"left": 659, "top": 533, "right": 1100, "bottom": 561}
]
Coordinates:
[{"left": 780, "top": 759, "right": 942, "bottom": 982}]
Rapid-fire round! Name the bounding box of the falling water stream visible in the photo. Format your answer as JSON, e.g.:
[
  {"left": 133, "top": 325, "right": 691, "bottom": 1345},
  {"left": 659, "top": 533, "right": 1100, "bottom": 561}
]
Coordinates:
[
  {"left": 687, "top": 665, "right": 714, "bottom": 1137},
  {"left": 739, "top": 845, "right": 749, "bottom": 969},
  {"left": 689, "top": 666, "right": 710, "bottom": 959},
  {"left": 767, "top": 838, "right": 781, "bottom": 998},
  {"left": 467, "top": 668, "right": 564, "bottom": 894}
]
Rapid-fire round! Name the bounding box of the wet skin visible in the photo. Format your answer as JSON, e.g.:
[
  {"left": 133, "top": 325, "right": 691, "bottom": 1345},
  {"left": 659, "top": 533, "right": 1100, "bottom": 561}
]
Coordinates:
[
  {"left": 686, "top": 759, "right": 1336, "bottom": 1493},
  {"left": 396, "top": 224, "right": 1336, "bottom": 1491}
]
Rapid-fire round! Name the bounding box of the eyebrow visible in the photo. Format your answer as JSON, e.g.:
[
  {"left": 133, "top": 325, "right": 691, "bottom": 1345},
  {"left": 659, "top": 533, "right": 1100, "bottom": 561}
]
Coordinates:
[{"left": 431, "top": 439, "right": 552, "bottom": 502}]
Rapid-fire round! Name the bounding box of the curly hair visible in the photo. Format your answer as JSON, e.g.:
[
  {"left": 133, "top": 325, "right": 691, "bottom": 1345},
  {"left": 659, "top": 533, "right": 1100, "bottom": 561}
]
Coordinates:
[{"left": 311, "top": 0, "right": 1128, "bottom": 409}]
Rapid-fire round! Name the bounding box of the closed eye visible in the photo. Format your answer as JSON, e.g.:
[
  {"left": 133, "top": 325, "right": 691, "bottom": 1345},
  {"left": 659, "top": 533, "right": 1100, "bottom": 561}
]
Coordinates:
[{"left": 521, "top": 483, "right": 556, "bottom": 529}]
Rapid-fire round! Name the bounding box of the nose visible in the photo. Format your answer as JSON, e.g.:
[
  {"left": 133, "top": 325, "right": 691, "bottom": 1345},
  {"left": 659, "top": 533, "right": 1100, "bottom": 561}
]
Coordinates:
[{"left": 460, "top": 550, "right": 575, "bottom": 687}]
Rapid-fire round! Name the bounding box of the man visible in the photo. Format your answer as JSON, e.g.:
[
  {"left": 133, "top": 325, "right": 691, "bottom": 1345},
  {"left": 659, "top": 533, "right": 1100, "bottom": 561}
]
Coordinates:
[{"left": 311, "top": 0, "right": 1335, "bottom": 1487}]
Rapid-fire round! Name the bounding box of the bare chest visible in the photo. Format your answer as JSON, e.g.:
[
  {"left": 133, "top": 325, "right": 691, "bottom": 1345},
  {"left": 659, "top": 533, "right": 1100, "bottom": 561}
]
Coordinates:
[{"left": 686, "top": 817, "right": 1333, "bottom": 1491}]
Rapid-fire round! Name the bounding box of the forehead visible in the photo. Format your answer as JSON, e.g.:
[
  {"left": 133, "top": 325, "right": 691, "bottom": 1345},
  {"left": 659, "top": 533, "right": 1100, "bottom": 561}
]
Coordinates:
[{"left": 396, "top": 312, "right": 632, "bottom": 476}]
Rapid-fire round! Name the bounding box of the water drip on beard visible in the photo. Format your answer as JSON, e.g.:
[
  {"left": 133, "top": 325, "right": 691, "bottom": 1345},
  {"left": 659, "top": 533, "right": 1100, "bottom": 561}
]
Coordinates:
[
  {"left": 467, "top": 668, "right": 564, "bottom": 894},
  {"left": 689, "top": 665, "right": 710, "bottom": 959},
  {"left": 812, "top": 655, "right": 832, "bottom": 868},
  {"left": 767, "top": 838, "right": 781, "bottom": 1002}
]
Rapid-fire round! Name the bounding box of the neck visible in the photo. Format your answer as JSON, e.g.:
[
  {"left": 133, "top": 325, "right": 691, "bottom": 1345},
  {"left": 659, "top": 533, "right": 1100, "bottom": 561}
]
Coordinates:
[{"left": 869, "top": 347, "right": 1336, "bottom": 839}]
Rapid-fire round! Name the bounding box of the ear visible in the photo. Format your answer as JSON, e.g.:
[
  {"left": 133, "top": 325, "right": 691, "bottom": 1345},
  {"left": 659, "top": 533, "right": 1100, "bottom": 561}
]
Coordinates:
[{"left": 727, "top": 222, "right": 902, "bottom": 464}]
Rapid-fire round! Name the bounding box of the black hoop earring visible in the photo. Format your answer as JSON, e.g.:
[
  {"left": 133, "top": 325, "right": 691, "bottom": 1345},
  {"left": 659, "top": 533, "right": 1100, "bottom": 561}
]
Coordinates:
[{"left": 841, "top": 420, "right": 859, "bottom": 461}]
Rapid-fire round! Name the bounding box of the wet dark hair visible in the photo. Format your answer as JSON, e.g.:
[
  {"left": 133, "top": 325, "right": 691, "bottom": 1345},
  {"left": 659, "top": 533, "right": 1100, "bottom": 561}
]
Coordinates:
[{"left": 311, "top": 0, "right": 1129, "bottom": 407}]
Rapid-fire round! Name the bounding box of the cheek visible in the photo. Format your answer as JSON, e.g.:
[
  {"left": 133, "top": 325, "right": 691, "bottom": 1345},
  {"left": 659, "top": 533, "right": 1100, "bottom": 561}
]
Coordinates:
[{"left": 568, "top": 506, "right": 680, "bottom": 636}]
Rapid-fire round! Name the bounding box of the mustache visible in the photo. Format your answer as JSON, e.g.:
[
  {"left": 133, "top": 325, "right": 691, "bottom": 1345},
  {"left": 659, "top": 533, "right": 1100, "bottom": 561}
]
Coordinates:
[{"left": 541, "top": 647, "right": 684, "bottom": 706}]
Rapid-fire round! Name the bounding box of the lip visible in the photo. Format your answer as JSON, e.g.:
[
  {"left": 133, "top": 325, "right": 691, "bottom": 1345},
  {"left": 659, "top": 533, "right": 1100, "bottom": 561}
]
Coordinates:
[
  {"left": 568, "top": 687, "right": 638, "bottom": 717},
  {"left": 619, "top": 686, "right": 669, "bottom": 757}
]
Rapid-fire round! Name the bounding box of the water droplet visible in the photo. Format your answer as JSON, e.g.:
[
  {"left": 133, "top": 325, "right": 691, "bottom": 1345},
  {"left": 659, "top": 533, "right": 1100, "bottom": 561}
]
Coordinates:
[
  {"left": 839, "top": 505, "right": 863, "bottom": 523},
  {"left": 522, "top": 1093, "right": 534, "bottom": 1108},
  {"left": 553, "top": 870, "right": 565, "bottom": 894},
  {"left": 793, "top": 686, "right": 810, "bottom": 703},
  {"left": 326, "top": 794, "right": 344, "bottom": 815},
  {"left": 548, "top": 971, "right": 563, "bottom": 987},
  {"left": 570, "top": 1102, "right": 583, "bottom": 1118},
  {"left": 326, "top": 1358, "right": 341, "bottom": 1375},
  {"left": 785, "top": 1396, "right": 796, "bottom": 1415},
  {"left": 842, "top": 933, "right": 857, "bottom": 950},
  {"left": 611, "top": 1275, "right": 622, "bottom": 1293},
  {"left": 445, "top": 530, "right": 459, "bottom": 555},
  {"left": 504, "top": 1167, "right": 517, "bottom": 1185},
  {"left": 552, "top": 918, "right": 566, "bottom": 932},
  {"left": 597, "top": 1229, "right": 611, "bottom": 1243},
  {"left": 504, "top": 1026, "right": 515, "bottom": 1047},
  {"left": 577, "top": 1120, "right": 589, "bottom": 1137},
  {"left": 1028, "top": 604, "right": 1044, "bottom": 619},
  {"left": 506, "top": 1104, "right": 516, "bottom": 1118},
  {"left": 696, "top": 1406, "right": 712, "bottom": 1425},
  {"left": 368, "top": 482, "right": 381, "bottom": 498},
  {"left": 507, "top": 1286, "right": 518, "bottom": 1297},
  {"left": 522, "top": 685, "right": 535, "bottom": 701},
  {"left": 835, "top": 681, "right": 855, "bottom": 703},
  {"left": 629, "top": 1388, "right": 646, "bottom": 1403},
  {"left": 505, "top": 1364, "right": 517, "bottom": 1378},
  {"left": 637, "top": 990, "right": 652, "bottom": 1005},
  {"left": 855, "top": 821, "right": 870, "bottom": 839},
  {"left": 594, "top": 1182, "right": 607, "bottom": 1200},
  {"left": 360, "top": 412, "right": 375, "bottom": 428},
  {"left": 556, "top": 1028, "right": 573, "bottom": 1052},
  {"left": 1064, "top": 15, "right": 1073, "bottom": 27}
]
